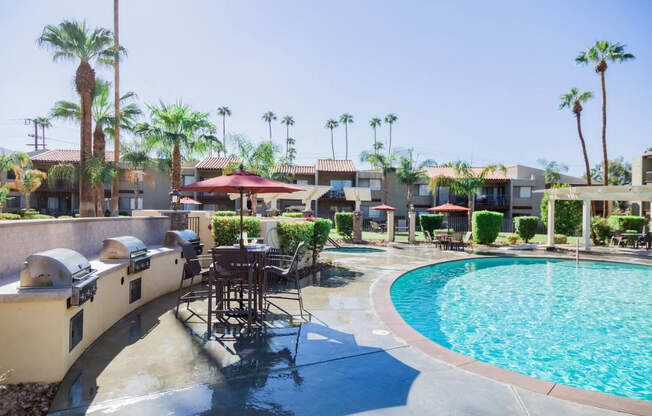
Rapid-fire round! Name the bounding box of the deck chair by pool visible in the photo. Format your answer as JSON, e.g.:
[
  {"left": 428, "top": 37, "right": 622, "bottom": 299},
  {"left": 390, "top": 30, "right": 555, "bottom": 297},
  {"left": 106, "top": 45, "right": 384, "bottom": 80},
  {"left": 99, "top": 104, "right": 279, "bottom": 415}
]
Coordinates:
[
  {"left": 450, "top": 231, "right": 464, "bottom": 250},
  {"left": 610, "top": 230, "right": 625, "bottom": 248}
]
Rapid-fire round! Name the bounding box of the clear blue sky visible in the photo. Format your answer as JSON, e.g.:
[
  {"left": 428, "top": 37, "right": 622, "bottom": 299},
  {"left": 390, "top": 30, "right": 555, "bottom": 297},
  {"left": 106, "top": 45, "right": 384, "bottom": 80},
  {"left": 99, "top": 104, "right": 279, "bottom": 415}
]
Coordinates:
[{"left": 0, "top": 0, "right": 650, "bottom": 175}]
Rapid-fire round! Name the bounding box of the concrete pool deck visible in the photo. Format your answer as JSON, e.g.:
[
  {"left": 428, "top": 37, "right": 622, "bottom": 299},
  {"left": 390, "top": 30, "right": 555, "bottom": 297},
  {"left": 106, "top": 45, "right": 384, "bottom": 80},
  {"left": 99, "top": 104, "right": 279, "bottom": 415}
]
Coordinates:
[{"left": 48, "top": 246, "right": 650, "bottom": 415}]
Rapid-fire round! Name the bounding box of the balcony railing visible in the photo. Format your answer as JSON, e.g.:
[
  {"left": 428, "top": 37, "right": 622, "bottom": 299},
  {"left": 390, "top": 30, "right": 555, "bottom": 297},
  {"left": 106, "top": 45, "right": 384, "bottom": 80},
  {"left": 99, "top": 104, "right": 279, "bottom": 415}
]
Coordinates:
[
  {"left": 321, "top": 189, "right": 346, "bottom": 199},
  {"left": 38, "top": 181, "right": 77, "bottom": 192},
  {"left": 645, "top": 171, "right": 652, "bottom": 184},
  {"left": 475, "top": 196, "right": 509, "bottom": 210}
]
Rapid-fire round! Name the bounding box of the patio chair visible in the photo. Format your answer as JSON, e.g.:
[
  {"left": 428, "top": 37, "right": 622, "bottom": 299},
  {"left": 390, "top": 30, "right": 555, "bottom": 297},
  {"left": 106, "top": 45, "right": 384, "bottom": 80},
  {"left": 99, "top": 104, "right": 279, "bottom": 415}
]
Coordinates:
[
  {"left": 264, "top": 242, "right": 306, "bottom": 320},
  {"left": 424, "top": 230, "right": 435, "bottom": 244},
  {"left": 450, "top": 231, "right": 464, "bottom": 251},
  {"left": 209, "top": 248, "right": 257, "bottom": 332},
  {"left": 610, "top": 230, "right": 625, "bottom": 248},
  {"left": 175, "top": 241, "right": 212, "bottom": 323},
  {"left": 397, "top": 219, "right": 408, "bottom": 233},
  {"left": 435, "top": 231, "right": 450, "bottom": 250},
  {"left": 370, "top": 221, "right": 382, "bottom": 233}
]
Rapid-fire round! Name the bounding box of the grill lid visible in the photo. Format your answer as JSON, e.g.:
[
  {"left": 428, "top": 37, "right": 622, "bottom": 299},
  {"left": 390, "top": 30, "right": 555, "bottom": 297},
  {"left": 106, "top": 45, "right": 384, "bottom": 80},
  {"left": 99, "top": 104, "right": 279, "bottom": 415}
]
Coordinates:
[
  {"left": 20, "top": 248, "right": 92, "bottom": 288},
  {"left": 164, "top": 229, "right": 200, "bottom": 247},
  {"left": 100, "top": 236, "right": 148, "bottom": 260}
]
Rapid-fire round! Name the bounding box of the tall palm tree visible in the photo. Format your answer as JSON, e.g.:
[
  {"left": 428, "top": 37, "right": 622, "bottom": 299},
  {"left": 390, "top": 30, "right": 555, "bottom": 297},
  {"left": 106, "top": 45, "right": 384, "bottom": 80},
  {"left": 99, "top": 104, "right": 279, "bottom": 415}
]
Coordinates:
[
  {"left": 384, "top": 113, "right": 398, "bottom": 155},
  {"left": 576, "top": 41, "right": 634, "bottom": 215},
  {"left": 395, "top": 153, "right": 434, "bottom": 212},
  {"left": 325, "top": 119, "right": 339, "bottom": 159},
  {"left": 7, "top": 166, "right": 47, "bottom": 211},
  {"left": 559, "top": 88, "right": 593, "bottom": 185},
  {"left": 50, "top": 79, "right": 141, "bottom": 215},
  {"left": 262, "top": 111, "right": 276, "bottom": 142},
  {"left": 339, "top": 113, "right": 353, "bottom": 160},
  {"left": 428, "top": 161, "right": 506, "bottom": 231},
  {"left": 360, "top": 148, "right": 398, "bottom": 205},
  {"left": 84, "top": 156, "right": 117, "bottom": 215},
  {"left": 369, "top": 118, "right": 382, "bottom": 155},
  {"left": 134, "top": 101, "right": 216, "bottom": 208},
  {"left": 216, "top": 106, "right": 231, "bottom": 155},
  {"left": 38, "top": 20, "right": 120, "bottom": 217},
  {"left": 112, "top": 0, "right": 121, "bottom": 217},
  {"left": 121, "top": 141, "right": 154, "bottom": 210},
  {"left": 34, "top": 117, "right": 51, "bottom": 149},
  {"left": 280, "top": 115, "right": 295, "bottom": 158}
]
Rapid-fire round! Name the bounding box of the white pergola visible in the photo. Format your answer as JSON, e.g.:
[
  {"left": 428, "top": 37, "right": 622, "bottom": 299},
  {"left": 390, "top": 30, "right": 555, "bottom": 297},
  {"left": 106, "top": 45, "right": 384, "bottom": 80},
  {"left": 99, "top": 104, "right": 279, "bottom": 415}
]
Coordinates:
[
  {"left": 228, "top": 185, "right": 331, "bottom": 212},
  {"left": 540, "top": 185, "right": 652, "bottom": 250},
  {"left": 344, "top": 187, "right": 372, "bottom": 211}
]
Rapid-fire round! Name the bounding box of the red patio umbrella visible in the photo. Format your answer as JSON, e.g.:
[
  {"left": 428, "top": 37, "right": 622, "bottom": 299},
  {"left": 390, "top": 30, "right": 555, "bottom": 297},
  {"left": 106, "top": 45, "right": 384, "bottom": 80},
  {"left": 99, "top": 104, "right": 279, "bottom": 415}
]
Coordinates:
[
  {"left": 180, "top": 197, "right": 202, "bottom": 205},
  {"left": 180, "top": 166, "right": 303, "bottom": 247},
  {"left": 426, "top": 202, "right": 470, "bottom": 212},
  {"left": 371, "top": 204, "right": 396, "bottom": 211}
]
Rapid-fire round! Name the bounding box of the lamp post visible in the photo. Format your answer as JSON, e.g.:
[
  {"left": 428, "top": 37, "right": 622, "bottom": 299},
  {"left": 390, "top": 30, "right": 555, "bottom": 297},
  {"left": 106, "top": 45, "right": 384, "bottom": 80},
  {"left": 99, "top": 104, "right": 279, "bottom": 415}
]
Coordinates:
[{"left": 169, "top": 188, "right": 180, "bottom": 210}]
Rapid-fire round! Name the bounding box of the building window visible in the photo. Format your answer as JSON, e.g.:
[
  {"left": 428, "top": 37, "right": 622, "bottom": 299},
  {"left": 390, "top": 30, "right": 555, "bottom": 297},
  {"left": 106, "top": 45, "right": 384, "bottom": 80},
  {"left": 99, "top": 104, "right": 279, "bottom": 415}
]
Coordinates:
[
  {"left": 47, "top": 197, "right": 59, "bottom": 211},
  {"left": 296, "top": 179, "right": 309, "bottom": 186},
  {"left": 369, "top": 179, "right": 381, "bottom": 191},
  {"left": 130, "top": 198, "right": 143, "bottom": 209},
  {"left": 437, "top": 186, "right": 450, "bottom": 204},
  {"left": 330, "top": 180, "right": 352, "bottom": 190},
  {"left": 369, "top": 207, "right": 381, "bottom": 218},
  {"left": 203, "top": 204, "right": 215, "bottom": 211},
  {"left": 519, "top": 186, "right": 532, "bottom": 198},
  {"left": 418, "top": 184, "right": 430, "bottom": 196},
  {"left": 182, "top": 175, "right": 194, "bottom": 186}
]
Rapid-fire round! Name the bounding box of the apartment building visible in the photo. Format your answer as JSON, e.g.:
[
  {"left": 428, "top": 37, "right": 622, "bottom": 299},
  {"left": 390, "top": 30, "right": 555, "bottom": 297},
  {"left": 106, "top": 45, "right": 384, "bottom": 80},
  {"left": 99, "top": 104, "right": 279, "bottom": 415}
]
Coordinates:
[{"left": 632, "top": 151, "right": 652, "bottom": 216}]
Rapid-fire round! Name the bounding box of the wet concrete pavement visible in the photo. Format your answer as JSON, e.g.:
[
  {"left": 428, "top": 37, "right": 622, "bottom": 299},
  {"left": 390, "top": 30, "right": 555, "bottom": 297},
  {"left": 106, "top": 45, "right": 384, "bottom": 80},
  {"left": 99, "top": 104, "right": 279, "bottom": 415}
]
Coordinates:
[{"left": 49, "top": 246, "right": 628, "bottom": 415}]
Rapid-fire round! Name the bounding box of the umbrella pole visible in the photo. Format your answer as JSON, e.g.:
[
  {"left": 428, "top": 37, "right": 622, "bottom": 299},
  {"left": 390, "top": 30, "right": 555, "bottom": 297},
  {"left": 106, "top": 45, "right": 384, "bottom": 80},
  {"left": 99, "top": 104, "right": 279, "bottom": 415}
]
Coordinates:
[{"left": 240, "top": 189, "right": 244, "bottom": 249}]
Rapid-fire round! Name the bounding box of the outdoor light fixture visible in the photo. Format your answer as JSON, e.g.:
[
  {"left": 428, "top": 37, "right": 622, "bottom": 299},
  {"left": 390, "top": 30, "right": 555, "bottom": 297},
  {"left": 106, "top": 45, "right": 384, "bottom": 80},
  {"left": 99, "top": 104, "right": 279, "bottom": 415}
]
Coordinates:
[{"left": 169, "top": 188, "right": 180, "bottom": 210}]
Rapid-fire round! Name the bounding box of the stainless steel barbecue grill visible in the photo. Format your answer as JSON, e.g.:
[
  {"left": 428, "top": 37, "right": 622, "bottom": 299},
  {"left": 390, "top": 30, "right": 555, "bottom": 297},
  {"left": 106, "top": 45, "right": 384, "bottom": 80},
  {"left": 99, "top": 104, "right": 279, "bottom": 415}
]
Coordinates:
[
  {"left": 100, "top": 236, "right": 151, "bottom": 274},
  {"left": 19, "top": 248, "right": 98, "bottom": 306},
  {"left": 164, "top": 229, "right": 203, "bottom": 255}
]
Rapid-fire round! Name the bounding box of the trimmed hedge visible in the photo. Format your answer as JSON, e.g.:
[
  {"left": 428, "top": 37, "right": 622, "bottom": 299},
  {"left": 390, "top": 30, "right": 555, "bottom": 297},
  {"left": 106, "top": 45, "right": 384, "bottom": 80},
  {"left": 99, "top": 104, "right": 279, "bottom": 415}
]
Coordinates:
[
  {"left": 472, "top": 210, "right": 503, "bottom": 244},
  {"left": 57, "top": 215, "right": 73, "bottom": 219},
  {"left": 335, "top": 212, "right": 354, "bottom": 239},
  {"left": 419, "top": 214, "right": 444, "bottom": 239},
  {"left": 514, "top": 216, "right": 538, "bottom": 243},
  {"left": 211, "top": 216, "right": 260, "bottom": 246},
  {"left": 541, "top": 185, "right": 582, "bottom": 235},
  {"left": 0, "top": 213, "right": 21, "bottom": 220},
  {"left": 281, "top": 212, "right": 303, "bottom": 218},
  {"left": 590, "top": 217, "right": 612, "bottom": 245},
  {"left": 215, "top": 211, "right": 237, "bottom": 217},
  {"left": 607, "top": 215, "right": 646, "bottom": 232},
  {"left": 276, "top": 218, "right": 332, "bottom": 265}
]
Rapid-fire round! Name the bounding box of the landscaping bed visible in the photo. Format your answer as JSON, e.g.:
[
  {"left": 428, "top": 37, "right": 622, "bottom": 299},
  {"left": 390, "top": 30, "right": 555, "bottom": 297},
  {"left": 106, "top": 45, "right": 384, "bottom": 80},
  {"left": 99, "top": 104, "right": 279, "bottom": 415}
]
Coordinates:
[{"left": 0, "top": 381, "right": 59, "bottom": 416}]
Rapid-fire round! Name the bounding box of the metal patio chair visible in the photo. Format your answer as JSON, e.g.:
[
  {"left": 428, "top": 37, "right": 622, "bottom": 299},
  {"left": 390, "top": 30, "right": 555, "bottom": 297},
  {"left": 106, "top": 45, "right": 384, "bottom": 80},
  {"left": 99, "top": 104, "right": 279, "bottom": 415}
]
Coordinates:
[
  {"left": 264, "top": 242, "right": 306, "bottom": 320},
  {"left": 175, "top": 241, "right": 211, "bottom": 323}
]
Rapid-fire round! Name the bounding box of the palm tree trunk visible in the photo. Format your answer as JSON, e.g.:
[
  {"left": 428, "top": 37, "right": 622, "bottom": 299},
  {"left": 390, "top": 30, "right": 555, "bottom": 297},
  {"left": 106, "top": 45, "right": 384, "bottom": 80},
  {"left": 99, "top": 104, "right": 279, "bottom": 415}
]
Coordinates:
[
  {"left": 25, "top": 192, "right": 30, "bottom": 210},
  {"left": 268, "top": 121, "right": 272, "bottom": 142},
  {"left": 330, "top": 129, "right": 335, "bottom": 159},
  {"left": 576, "top": 113, "right": 591, "bottom": 185},
  {"left": 133, "top": 174, "right": 139, "bottom": 210},
  {"left": 345, "top": 122, "right": 348, "bottom": 160},
  {"left": 111, "top": 0, "right": 120, "bottom": 217},
  {"left": 373, "top": 127, "right": 377, "bottom": 155},
  {"left": 467, "top": 192, "right": 473, "bottom": 231},
  {"left": 93, "top": 123, "right": 105, "bottom": 216},
  {"left": 79, "top": 90, "right": 94, "bottom": 217},
  {"left": 382, "top": 173, "right": 388, "bottom": 204},
  {"left": 286, "top": 124, "right": 289, "bottom": 158},
  {"left": 250, "top": 193, "right": 257, "bottom": 216},
  {"left": 172, "top": 142, "right": 181, "bottom": 209},
  {"left": 388, "top": 122, "right": 392, "bottom": 155},
  {"left": 406, "top": 185, "right": 412, "bottom": 213},
  {"left": 222, "top": 114, "right": 227, "bottom": 154},
  {"left": 600, "top": 70, "right": 608, "bottom": 217}
]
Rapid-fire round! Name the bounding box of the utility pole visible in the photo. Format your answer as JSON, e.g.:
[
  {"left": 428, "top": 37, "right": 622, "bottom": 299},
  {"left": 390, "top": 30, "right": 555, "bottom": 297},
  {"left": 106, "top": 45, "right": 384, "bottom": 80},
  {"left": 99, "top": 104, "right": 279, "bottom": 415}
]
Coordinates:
[{"left": 24, "top": 119, "right": 39, "bottom": 151}]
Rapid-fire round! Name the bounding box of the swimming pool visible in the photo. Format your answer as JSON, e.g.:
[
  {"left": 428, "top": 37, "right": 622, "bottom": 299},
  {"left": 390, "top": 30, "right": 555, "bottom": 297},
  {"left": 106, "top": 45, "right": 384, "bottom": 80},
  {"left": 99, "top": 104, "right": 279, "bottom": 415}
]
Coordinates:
[{"left": 391, "top": 257, "right": 652, "bottom": 401}]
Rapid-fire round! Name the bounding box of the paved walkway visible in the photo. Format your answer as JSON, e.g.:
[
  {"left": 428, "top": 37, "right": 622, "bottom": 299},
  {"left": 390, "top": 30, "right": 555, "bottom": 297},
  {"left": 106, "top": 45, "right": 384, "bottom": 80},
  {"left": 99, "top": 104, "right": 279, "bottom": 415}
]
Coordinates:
[{"left": 49, "top": 246, "right": 633, "bottom": 415}]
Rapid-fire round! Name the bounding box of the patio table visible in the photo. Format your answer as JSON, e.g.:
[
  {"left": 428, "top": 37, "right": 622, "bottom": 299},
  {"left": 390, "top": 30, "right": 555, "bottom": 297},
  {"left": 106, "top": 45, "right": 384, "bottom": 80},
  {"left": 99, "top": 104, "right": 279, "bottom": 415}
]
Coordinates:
[{"left": 622, "top": 233, "right": 644, "bottom": 248}]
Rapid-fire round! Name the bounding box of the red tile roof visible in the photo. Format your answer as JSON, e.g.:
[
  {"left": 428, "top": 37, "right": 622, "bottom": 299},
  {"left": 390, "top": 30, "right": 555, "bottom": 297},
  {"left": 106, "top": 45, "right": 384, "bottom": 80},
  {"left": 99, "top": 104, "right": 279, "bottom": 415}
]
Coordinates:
[
  {"left": 196, "top": 157, "right": 241, "bottom": 170},
  {"left": 274, "top": 165, "right": 315, "bottom": 175},
  {"left": 424, "top": 166, "right": 508, "bottom": 180},
  {"left": 644, "top": 152, "right": 652, "bottom": 159},
  {"left": 30, "top": 149, "right": 116, "bottom": 163},
  {"left": 316, "top": 159, "right": 356, "bottom": 173}
]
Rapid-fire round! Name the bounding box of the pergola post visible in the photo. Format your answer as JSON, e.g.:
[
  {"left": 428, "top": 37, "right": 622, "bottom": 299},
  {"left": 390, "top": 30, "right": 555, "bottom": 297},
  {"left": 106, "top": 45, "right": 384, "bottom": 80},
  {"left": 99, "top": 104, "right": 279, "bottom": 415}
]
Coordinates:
[
  {"left": 387, "top": 211, "right": 395, "bottom": 242},
  {"left": 408, "top": 210, "right": 416, "bottom": 244},
  {"left": 582, "top": 199, "right": 591, "bottom": 251},
  {"left": 546, "top": 198, "right": 555, "bottom": 247}
]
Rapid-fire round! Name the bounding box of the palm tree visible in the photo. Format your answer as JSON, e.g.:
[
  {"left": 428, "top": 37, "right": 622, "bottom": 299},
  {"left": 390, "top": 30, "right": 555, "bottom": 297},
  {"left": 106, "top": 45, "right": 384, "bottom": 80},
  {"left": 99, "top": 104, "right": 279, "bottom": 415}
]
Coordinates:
[
  {"left": 216, "top": 106, "right": 231, "bottom": 155},
  {"left": 7, "top": 166, "right": 47, "bottom": 211},
  {"left": 112, "top": 0, "right": 121, "bottom": 217},
  {"left": 134, "top": 101, "right": 216, "bottom": 208},
  {"left": 395, "top": 153, "right": 433, "bottom": 212},
  {"left": 360, "top": 148, "right": 398, "bottom": 205},
  {"left": 537, "top": 159, "right": 569, "bottom": 185},
  {"left": 325, "top": 119, "right": 339, "bottom": 159},
  {"left": 428, "top": 161, "right": 506, "bottom": 231},
  {"left": 369, "top": 118, "right": 382, "bottom": 155},
  {"left": 262, "top": 111, "right": 276, "bottom": 142},
  {"left": 34, "top": 117, "right": 51, "bottom": 149},
  {"left": 0, "top": 153, "right": 29, "bottom": 212},
  {"left": 285, "top": 137, "right": 297, "bottom": 164},
  {"left": 121, "top": 141, "right": 154, "bottom": 210},
  {"left": 559, "top": 88, "right": 593, "bottom": 185},
  {"left": 576, "top": 41, "right": 634, "bottom": 214},
  {"left": 38, "top": 20, "right": 120, "bottom": 217},
  {"left": 50, "top": 79, "right": 141, "bottom": 215},
  {"left": 384, "top": 113, "right": 398, "bottom": 155},
  {"left": 84, "top": 156, "right": 117, "bottom": 215},
  {"left": 339, "top": 114, "right": 353, "bottom": 160},
  {"left": 280, "top": 115, "right": 295, "bottom": 158}
]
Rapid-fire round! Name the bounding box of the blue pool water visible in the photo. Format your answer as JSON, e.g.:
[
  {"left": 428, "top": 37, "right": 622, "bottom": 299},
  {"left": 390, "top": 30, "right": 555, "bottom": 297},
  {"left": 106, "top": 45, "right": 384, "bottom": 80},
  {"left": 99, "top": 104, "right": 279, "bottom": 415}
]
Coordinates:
[{"left": 391, "top": 257, "right": 652, "bottom": 401}]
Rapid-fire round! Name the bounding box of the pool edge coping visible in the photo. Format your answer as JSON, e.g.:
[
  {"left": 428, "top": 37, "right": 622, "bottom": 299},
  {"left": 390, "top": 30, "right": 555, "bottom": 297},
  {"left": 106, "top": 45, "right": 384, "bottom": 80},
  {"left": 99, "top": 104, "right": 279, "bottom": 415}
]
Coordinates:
[{"left": 370, "top": 254, "right": 652, "bottom": 416}]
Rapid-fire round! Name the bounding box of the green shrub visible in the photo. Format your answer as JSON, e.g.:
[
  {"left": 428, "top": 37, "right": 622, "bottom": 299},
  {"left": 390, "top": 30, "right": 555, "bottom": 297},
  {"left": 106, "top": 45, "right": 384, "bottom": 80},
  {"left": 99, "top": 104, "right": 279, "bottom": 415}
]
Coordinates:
[
  {"left": 216, "top": 211, "right": 237, "bottom": 217},
  {"left": 118, "top": 211, "right": 130, "bottom": 217},
  {"left": 276, "top": 218, "right": 333, "bottom": 265},
  {"left": 281, "top": 212, "right": 303, "bottom": 218},
  {"left": 513, "top": 216, "right": 538, "bottom": 243},
  {"left": 334, "top": 212, "right": 354, "bottom": 239},
  {"left": 211, "top": 216, "right": 260, "bottom": 246},
  {"left": 590, "top": 217, "right": 612, "bottom": 245},
  {"left": 554, "top": 234, "right": 567, "bottom": 244},
  {"left": 22, "top": 214, "right": 54, "bottom": 220},
  {"left": 419, "top": 214, "right": 444, "bottom": 238},
  {"left": 625, "top": 229, "right": 638, "bottom": 234},
  {"left": 57, "top": 215, "right": 73, "bottom": 219},
  {"left": 0, "top": 213, "right": 21, "bottom": 220},
  {"left": 541, "top": 185, "right": 582, "bottom": 236},
  {"left": 607, "top": 215, "right": 646, "bottom": 232},
  {"left": 472, "top": 211, "right": 503, "bottom": 244},
  {"left": 311, "top": 218, "right": 332, "bottom": 264},
  {"left": 506, "top": 234, "right": 519, "bottom": 245}
]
